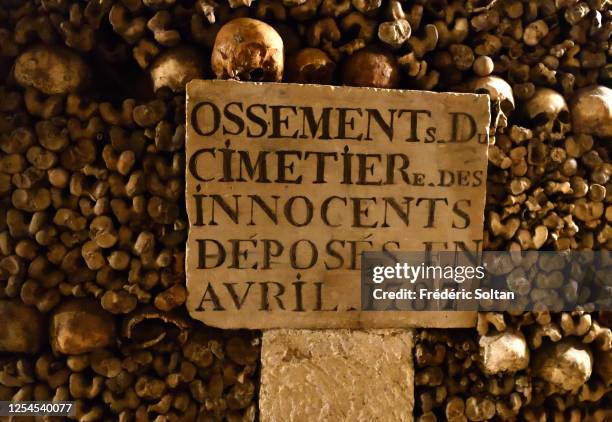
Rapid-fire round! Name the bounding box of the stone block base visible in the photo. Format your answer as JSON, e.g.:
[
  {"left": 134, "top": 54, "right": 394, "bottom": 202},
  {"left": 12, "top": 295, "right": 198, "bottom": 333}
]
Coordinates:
[{"left": 260, "top": 329, "right": 414, "bottom": 422}]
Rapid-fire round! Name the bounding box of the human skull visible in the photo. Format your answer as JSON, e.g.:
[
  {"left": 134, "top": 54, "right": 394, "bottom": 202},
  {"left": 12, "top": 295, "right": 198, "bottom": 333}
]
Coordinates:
[
  {"left": 0, "top": 300, "right": 45, "bottom": 354},
  {"left": 479, "top": 329, "right": 529, "bottom": 375},
  {"left": 122, "top": 306, "right": 189, "bottom": 348},
  {"left": 50, "top": 298, "right": 116, "bottom": 354},
  {"left": 468, "top": 76, "right": 515, "bottom": 131},
  {"left": 211, "top": 17, "right": 284, "bottom": 82},
  {"left": 342, "top": 47, "right": 400, "bottom": 89},
  {"left": 523, "top": 88, "right": 570, "bottom": 141},
  {"left": 14, "top": 45, "right": 90, "bottom": 95},
  {"left": 149, "top": 47, "right": 205, "bottom": 92},
  {"left": 533, "top": 339, "right": 592, "bottom": 392},
  {"left": 286, "top": 48, "right": 335, "bottom": 84},
  {"left": 570, "top": 85, "right": 612, "bottom": 138}
]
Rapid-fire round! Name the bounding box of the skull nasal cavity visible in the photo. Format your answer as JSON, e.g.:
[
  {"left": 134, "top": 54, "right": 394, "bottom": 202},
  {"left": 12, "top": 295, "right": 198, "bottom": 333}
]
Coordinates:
[{"left": 249, "top": 68, "right": 264, "bottom": 81}]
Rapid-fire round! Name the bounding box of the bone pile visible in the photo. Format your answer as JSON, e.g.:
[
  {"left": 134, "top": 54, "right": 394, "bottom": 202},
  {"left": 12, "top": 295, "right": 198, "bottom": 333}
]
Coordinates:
[{"left": 0, "top": 0, "right": 610, "bottom": 421}]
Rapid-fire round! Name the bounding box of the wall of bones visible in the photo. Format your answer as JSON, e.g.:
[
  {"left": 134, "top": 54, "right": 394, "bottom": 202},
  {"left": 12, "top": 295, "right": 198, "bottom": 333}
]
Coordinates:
[{"left": 0, "top": 0, "right": 610, "bottom": 420}]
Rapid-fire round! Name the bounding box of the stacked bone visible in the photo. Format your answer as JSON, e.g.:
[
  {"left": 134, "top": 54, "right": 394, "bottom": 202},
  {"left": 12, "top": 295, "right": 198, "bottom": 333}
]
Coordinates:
[
  {"left": 0, "top": 300, "right": 260, "bottom": 421},
  {"left": 0, "top": 1, "right": 261, "bottom": 419},
  {"left": 415, "top": 311, "right": 611, "bottom": 421},
  {"left": 0, "top": 0, "right": 610, "bottom": 421}
]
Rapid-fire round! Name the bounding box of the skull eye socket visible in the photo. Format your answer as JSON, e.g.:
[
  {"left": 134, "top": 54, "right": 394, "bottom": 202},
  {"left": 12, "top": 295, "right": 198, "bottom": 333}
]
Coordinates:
[
  {"left": 558, "top": 110, "right": 570, "bottom": 124},
  {"left": 532, "top": 112, "right": 550, "bottom": 127},
  {"left": 500, "top": 99, "right": 514, "bottom": 115}
]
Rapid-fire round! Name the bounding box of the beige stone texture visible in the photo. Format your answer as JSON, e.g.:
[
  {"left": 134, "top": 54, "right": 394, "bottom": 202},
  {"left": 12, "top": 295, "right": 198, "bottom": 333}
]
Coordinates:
[
  {"left": 186, "top": 80, "right": 490, "bottom": 329},
  {"left": 260, "top": 329, "right": 414, "bottom": 422}
]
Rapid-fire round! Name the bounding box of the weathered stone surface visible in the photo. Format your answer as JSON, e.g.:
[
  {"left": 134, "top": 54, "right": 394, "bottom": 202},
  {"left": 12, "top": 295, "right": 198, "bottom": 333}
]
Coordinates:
[
  {"left": 186, "top": 80, "right": 490, "bottom": 329},
  {"left": 479, "top": 329, "right": 529, "bottom": 374},
  {"left": 50, "top": 298, "right": 116, "bottom": 354},
  {"left": 260, "top": 329, "right": 414, "bottom": 421},
  {"left": 14, "top": 45, "right": 90, "bottom": 95},
  {"left": 533, "top": 339, "right": 593, "bottom": 391},
  {"left": 0, "top": 300, "right": 45, "bottom": 354}
]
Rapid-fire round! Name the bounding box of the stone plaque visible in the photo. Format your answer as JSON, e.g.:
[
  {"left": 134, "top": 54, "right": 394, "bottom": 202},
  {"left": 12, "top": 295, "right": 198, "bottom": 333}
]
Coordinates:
[{"left": 186, "top": 80, "right": 490, "bottom": 328}]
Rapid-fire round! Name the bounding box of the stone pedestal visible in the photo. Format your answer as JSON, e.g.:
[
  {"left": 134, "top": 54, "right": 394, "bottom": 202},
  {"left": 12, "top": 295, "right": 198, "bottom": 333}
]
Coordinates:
[{"left": 260, "top": 329, "right": 414, "bottom": 422}]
